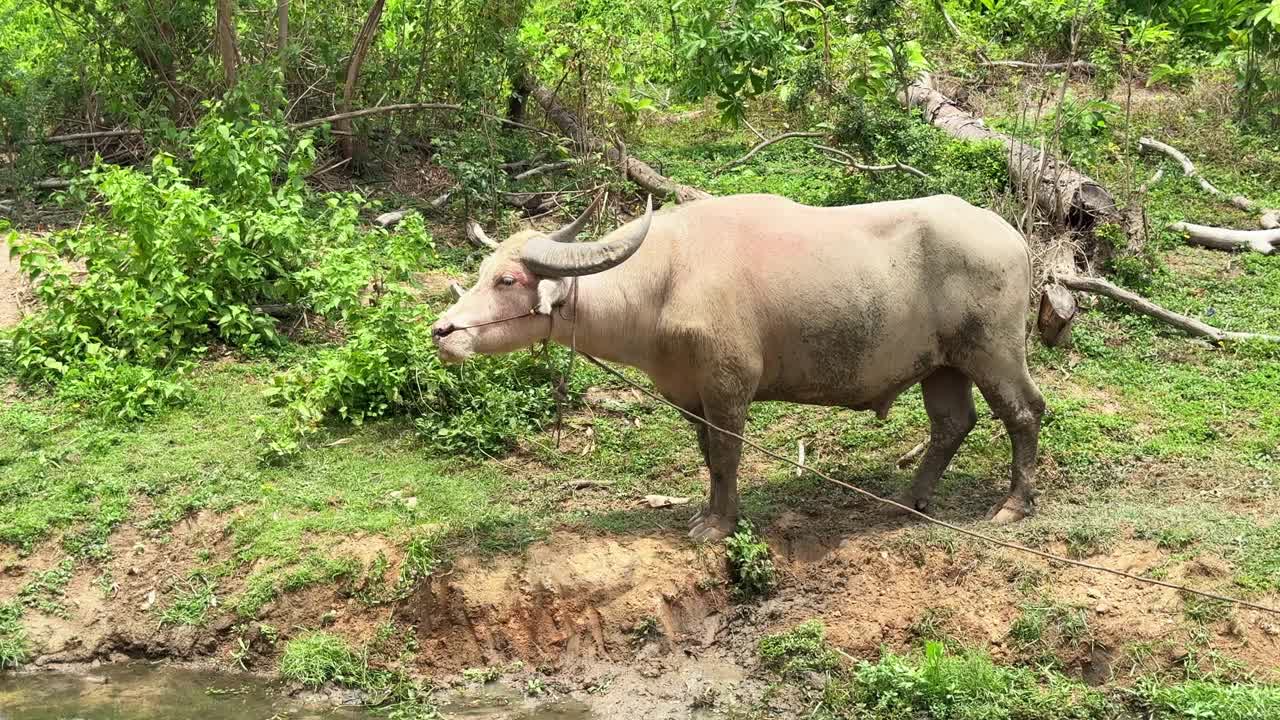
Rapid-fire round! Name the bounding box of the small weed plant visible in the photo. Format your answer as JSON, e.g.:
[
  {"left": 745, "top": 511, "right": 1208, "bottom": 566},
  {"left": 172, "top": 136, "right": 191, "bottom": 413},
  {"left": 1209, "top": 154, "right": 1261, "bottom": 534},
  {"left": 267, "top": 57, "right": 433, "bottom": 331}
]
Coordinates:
[{"left": 725, "top": 520, "right": 777, "bottom": 600}]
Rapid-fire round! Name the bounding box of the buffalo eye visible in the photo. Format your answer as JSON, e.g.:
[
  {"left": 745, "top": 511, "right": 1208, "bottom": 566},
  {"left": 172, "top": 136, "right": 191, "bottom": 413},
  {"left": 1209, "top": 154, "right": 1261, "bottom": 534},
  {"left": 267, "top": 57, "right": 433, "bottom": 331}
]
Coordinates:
[{"left": 498, "top": 274, "right": 517, "bottom": 287}]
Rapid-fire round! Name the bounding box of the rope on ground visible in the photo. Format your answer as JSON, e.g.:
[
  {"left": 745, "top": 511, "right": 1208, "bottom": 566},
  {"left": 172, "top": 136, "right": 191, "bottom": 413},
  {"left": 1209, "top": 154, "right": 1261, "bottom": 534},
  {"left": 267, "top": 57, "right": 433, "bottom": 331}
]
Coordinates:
[{"left": 578, "top": 352, "right": 1280, "bottom": 617}]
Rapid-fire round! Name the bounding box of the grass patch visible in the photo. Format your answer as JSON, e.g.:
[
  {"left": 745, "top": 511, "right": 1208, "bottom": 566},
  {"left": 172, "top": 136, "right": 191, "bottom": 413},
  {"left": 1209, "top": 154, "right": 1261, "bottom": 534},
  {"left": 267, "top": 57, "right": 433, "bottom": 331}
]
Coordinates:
[
  {"left": 759, "top": 620, "right": 843, "bottom": 679},
  {"left": 19, "top": 558, "right": 74, "bottom": 616},
  {"left": 1131, "top": 677, "right": 1280, "bottom": 720},
  {"left": 158, "top": 578, "right": 217, "bottom": 627},
  {"left": 0, "top": 602, "right": 29, "bottom": 669},
  {"left": 279, "top": 630, "right": 428, "bottom": 709}
]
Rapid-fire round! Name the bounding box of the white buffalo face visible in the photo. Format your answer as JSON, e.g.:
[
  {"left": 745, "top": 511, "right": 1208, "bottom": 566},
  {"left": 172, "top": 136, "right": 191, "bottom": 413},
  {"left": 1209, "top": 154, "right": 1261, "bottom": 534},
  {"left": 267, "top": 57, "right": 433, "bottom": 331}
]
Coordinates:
[{"left": 431, "top": 194, "right": 653, "bottom": 363}]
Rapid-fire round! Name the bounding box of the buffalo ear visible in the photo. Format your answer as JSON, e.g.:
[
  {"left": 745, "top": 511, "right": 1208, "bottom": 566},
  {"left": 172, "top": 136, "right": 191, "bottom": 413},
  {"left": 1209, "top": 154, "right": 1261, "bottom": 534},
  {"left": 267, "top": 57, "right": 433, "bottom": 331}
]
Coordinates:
[{"left": 536, "top": 278, "right": 570, "bottom": 315}]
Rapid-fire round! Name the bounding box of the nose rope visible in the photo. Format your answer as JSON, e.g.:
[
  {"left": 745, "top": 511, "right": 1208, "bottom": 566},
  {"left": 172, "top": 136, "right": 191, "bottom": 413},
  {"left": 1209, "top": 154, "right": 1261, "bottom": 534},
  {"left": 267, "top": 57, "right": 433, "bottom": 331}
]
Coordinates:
[{"left": 436, "top": 308, "right": 540, "bottom": 336}]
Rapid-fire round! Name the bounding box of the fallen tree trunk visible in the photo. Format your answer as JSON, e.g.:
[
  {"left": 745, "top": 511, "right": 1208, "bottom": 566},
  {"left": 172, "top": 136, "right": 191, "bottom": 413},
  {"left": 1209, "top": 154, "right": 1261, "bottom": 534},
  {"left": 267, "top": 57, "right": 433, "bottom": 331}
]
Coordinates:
[
  {"left": 982, "top": 59, "right": 1098, "bottom": 74},
  {"left": 901, "top": 82, "right": 1118, "bottom": 232},
  {"left": 1060, "top": 275, "right": 1280, "bottom": 344},
  {"left": 1171, "top": 222, "right": 1280, "bottom": 255},
  {"left": 524, "top": 74, "right": 711, "bottom": 203}
]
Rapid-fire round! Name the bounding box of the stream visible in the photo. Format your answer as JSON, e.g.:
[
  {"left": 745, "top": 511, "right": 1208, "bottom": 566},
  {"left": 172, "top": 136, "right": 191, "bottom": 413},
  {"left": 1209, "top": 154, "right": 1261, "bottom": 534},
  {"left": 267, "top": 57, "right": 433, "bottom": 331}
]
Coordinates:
[{"left": 0, "top": 664, "right": 591, "bottom": 720}]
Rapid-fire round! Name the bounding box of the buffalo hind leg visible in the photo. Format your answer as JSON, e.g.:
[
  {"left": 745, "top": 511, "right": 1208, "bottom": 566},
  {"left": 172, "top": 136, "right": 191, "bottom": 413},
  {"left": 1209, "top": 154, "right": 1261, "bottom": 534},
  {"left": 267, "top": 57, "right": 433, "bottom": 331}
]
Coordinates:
[
  {"left": 688, "top": 396, "right": 749, "bottom": 543},
  {"left": 901, "top": 368, "right": 978, "bottom": 514},
  {"left": 974, "top": 366, "right": 1045, "bottom": 524}
]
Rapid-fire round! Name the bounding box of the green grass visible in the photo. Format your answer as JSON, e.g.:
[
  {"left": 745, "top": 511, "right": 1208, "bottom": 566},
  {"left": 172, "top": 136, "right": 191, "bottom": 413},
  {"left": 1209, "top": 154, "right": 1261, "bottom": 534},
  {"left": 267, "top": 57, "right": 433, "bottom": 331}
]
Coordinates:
[
  {"left": 158, "top": 578, "right": 218, "bottom": 627},
  {"left": 763, "top": 632, "right": 1280, "bottom": 720},
  {"left": 0, "top": 601, "right": 29, "bottom": 669},
  {"left": 1131, "top": 677, "right": 1280, "bottom": 720},
  {"left": 829, "top": 642, "right": 1112, "bottom": 720},
  {"left": 758, "top": 621, "right": 843, "bottom": 679},
  {"left": 279, "top": 632, "right": 365, "bottom": 688}
]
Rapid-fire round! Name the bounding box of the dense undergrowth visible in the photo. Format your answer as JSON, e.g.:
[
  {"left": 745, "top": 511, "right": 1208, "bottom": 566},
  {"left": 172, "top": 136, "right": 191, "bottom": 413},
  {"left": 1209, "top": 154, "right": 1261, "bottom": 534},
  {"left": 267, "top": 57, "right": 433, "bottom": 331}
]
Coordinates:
[{"left": 759, "top": 625, "right": 1280, "bottom": 720}]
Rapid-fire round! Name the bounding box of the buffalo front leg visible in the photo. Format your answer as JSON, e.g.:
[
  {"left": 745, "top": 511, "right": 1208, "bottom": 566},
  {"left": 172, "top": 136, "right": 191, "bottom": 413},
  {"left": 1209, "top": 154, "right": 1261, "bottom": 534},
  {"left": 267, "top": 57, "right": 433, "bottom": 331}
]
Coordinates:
[{"left": 688, "top": 398, "right": 748, "bottom": 543}]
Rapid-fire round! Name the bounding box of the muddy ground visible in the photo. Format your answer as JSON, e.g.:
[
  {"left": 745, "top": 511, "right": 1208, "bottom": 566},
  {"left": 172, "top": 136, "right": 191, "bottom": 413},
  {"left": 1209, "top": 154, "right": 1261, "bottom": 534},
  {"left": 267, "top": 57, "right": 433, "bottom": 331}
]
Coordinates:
[{"left": 4, "top": 500, "right": 1278, "bottom": 717}]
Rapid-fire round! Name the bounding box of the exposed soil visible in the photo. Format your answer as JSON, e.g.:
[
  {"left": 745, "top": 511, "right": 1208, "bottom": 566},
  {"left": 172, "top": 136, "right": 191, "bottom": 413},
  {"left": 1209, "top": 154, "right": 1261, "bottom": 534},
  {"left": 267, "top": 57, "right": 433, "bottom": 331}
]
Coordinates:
[
  {"left": 4, "top": 506, "right": 1278, "bottom": 716},
  {"left": 0, "top": 237, "right": 27, "bottom": 328}
]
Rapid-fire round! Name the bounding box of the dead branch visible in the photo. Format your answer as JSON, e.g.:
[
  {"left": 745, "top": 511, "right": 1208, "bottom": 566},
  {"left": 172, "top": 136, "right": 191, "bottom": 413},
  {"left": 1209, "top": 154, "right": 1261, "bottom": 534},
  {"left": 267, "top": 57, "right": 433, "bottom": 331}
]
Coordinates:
[
  {"left": 1060, "top": 275, "right": 1280, "bottom": 344},
  {"left": 1170, "top": 222, "right": 1280, "bottom": 255},
  {"left": 524, "top": 74, "right": 711, "bottom": 203},
  {"left": 1138, "top": 167, "right": 1164, "bottom": 195},
  {"left": 289, "top": 102, "right": 547, "bottom": 135},
  {"left": 902, "top": 83, "right": 1117, "bottom": 232},
  {"left": 513, "top": 161, "right": 573, "bottom": 181},
  {"left": 429, "top": 189, "right": 453, "bottom": 209},
  {"left": 306, "top": 157, "right": 351, "bottom": 179},
  {"left": 33, "top": 179, "right": 71, "bottom": 190},
  {"left": 896, "top": 441, "right": 928, "bottom": 469},
  {"left": 982, "top": 59, "right": 1098, "bottom": 75},
  {"left": 933, "top": 0, "right": 963, "bottom": 39},
  {"left": 373, "top": 209, "right": 410, "bottom": 229},
  {"left": 812, "top": 144, "right": 931, "bottom": 180},
  {"left": 42, "top": 129, "right": 145, "bottom": 144},
  {"left": 1138, "top": 137, "right": 1265, "bottom": 216},
  {"left": 720, "top": 131, "right": 825, "bottom": 172}
]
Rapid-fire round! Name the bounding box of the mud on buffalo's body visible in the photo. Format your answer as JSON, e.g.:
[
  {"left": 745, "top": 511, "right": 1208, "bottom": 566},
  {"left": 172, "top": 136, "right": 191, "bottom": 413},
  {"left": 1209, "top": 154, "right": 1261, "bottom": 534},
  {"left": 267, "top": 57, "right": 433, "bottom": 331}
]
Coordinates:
[{"left": 433, "top": 193, "right": 1045, "bottom": 541}]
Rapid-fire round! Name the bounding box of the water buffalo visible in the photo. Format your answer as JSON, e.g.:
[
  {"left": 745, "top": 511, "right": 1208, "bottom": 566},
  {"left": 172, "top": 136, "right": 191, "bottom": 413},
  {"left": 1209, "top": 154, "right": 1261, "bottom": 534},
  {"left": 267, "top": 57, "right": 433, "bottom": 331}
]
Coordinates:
[{"left": 432, "top": 193, "right": 1045, "bottom": 541}]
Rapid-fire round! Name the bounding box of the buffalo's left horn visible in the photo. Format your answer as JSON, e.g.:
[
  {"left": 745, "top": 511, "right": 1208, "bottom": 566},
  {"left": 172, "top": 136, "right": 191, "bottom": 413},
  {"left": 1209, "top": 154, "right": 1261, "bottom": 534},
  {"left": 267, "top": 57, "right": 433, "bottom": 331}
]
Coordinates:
[{"left": 521, "top": 194, "right": 653, "bottom": 277}]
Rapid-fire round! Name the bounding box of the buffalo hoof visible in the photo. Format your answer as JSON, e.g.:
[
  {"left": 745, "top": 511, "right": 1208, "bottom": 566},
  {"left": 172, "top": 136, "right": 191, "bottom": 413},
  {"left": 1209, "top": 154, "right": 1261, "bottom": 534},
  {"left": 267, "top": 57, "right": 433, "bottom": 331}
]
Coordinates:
[
  {"left": 986, "top": 495, "right": 1032, "bottom": 525},
  {"left": 890, "top": 492, "right": 931, "bottom": 518},
  {"left": 689, "top": 512, "right": 737, "bottom": 543}
]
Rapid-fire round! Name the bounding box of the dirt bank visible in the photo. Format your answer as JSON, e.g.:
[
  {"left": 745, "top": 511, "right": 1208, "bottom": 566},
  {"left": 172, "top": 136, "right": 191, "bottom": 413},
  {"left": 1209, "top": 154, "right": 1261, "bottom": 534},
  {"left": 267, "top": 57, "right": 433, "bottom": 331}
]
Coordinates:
[
  {"left": 5, "top": 507, "right": 1277, "bottom": 710},
  {"left": 0, "top": 237, "right": 26, "bottom": 328}
]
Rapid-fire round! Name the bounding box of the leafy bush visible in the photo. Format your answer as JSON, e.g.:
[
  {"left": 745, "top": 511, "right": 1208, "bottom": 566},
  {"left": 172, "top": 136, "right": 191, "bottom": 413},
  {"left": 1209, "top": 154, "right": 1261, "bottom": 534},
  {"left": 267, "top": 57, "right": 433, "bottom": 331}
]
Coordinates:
[
  {"left": 4, "top": 103, "right": 329, "bottom": 419},
  {"left": 834, "top": 641, "right": 1112, "bottom": 720},
  {"left": 725, "top": 520, "right": 777, "bottom": 599}
]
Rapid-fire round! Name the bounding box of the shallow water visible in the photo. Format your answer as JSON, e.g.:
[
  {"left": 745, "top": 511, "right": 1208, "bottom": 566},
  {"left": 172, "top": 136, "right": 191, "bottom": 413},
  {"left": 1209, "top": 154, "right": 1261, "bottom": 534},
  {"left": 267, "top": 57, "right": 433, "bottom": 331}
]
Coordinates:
[{"left": 0, "top": 665, "right": 590, "bottom": 720}]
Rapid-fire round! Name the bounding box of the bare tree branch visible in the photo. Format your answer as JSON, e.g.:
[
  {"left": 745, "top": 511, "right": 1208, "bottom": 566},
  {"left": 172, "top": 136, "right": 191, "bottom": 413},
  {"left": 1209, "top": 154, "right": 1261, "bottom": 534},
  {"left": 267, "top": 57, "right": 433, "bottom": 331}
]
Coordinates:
[
  {"left": 811, "top": 144, "right": 931, "bottom": 180},
  {"left": 524, "top": 73, "right": 711, "bottom": 203},
  {"left": 982, "top": 59, "right": 1099, "bottom": 74},
  {"left": 41, "top": 129, "right": 145, "bottom": 144},
  {"left": 1138, "top": 137, "right": 1261, "bottom": 214},
  {"left": 1060, "top": 275, "right": 1280, "bottom": 344},
  {"left": 513, "top": 161, "right": 573, "bottom": 181},
  {"left": 719, "top": 132, "right": 826, "bottom": 172},
  {"left": 466, "top": 220, "right": 498, "bottom": 250}
]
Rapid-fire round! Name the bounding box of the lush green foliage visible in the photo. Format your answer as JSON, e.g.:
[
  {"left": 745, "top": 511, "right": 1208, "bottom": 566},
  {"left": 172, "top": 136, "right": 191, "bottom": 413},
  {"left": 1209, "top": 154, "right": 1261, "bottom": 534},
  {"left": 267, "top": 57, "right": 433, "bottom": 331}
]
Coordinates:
[{"left": 5, "top": 105, "right": 320, "bottom": 415}]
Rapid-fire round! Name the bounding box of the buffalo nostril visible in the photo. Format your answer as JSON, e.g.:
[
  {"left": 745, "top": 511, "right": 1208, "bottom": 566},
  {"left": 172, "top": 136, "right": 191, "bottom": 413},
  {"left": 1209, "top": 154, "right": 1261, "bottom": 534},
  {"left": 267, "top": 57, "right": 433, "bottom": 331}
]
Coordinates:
[{"left": 433, "top": 322, "right": 455, "bottom": 339}]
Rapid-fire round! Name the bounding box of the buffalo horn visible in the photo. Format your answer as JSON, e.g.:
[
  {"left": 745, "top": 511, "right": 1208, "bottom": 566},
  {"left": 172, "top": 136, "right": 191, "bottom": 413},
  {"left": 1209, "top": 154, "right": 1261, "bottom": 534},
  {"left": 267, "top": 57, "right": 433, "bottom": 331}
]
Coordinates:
[{"left": 520, "top": 194, "right": 653, "bottom": 277}]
